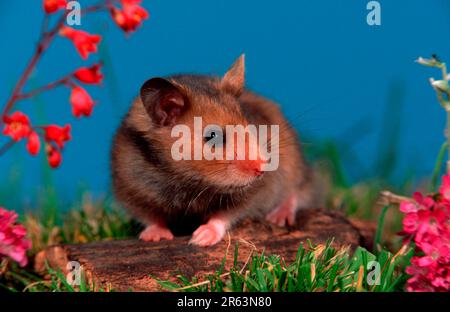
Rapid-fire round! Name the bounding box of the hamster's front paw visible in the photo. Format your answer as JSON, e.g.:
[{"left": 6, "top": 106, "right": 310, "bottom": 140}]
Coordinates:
[
  {"left": 139, "top": 224, "right": 174, "bottom": 242},
  {"left": 189, "top": 218, "right": 227, "bottom": 247},
  {"left": 265, "top": 193, "right": 298, "bottom": 227}
]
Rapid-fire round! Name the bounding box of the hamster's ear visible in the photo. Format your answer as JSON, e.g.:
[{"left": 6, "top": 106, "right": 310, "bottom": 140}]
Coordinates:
[
  {"left": 221, "top": 54, "right": 245, "bottom": 96},
  {"left": 140, "top": 78, "right": 187, "bottom": 127}
]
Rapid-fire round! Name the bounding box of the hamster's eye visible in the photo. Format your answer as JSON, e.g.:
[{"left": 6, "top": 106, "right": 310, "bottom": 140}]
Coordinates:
[
  {"left": 204, "top": 129, "right": 225, "bottom": 144},
  {"left": 204, "top": 131, "right": 217, "bottom": 142}
]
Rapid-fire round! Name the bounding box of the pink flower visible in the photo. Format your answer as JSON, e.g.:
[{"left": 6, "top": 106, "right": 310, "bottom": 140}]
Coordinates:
[
  {"left": 399, "top": 173, "right": 450, "bottom": 292},
  {"left": 439, "top": 174, "right": 450, "bottom": 200},
  {"left": 400, "top": 201, "right": 418, "bottom": 214},
  {"left": 0, "top": 207, "right": 31, "bottom": 267},
  {"left": 413, "top": 192, "right": 435, "bottom": 210},
  {"left": 405, "top": 255, "right": 450, "bottom": 292},
  {"left": 403, "top": 212, "right": 419, "bottom": 234},
  {"left": 415, "top": 209, "right": 447, "bottom": 245}
]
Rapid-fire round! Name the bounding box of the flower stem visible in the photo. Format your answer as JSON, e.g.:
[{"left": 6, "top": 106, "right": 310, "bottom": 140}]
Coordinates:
[
  {"left": 17, "top": 76, "right": 72, "bottom": 100},
  {"left": 430, "top": 141, "right": 448, "bottom": 192},
  {"left": 441, "top": 62, "right": 448, "bottom": 81},
  {"left": 0, "top": 139, "right": 16, "bottom": 157},
  {"left": 441, "top": 61, "right": 450, "bottom": 173}
]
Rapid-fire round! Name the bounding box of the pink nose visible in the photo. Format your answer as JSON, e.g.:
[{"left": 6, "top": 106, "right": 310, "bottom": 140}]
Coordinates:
[
  {"left": 239, "top": 158, "right": 266, "bottom": 177},
  {"left": 254, "top": 168, "right": 263, "bottom": 176}
]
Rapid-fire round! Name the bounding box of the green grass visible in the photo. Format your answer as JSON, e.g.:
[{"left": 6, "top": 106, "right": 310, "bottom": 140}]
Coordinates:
[
  {"left": 22, "top": 194, "right": 135, "bottom": 255},
  {"left": 0, "top": 260, "right": 113, "bottom": 292},
  {"left": 155, "top": 240, "right": 413, "bottom": 292}
]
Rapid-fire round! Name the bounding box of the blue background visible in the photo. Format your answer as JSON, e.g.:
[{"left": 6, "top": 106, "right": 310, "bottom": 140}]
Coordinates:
[{"left": 1, "top": 0, "right": 450, "bottom": 206}]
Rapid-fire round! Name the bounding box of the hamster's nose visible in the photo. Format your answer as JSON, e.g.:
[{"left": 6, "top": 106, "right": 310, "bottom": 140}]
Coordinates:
[
  {"left": 254, "top": 167, "right": 264, "bottom": 176},
  {"left": 239, "top": 158, "right": 267, "bottom": 177}
]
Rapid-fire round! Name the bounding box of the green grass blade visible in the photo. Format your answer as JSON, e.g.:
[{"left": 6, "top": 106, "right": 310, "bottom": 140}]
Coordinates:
[
  {"left": 373, "top": 205, "right": 390, "bottom": 254},
  {"left": 430, "top": 141, "right": 448, "bottom": 192}
]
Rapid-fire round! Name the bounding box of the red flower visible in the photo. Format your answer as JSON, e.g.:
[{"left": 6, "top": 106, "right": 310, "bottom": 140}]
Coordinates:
[
  {"left": 110, "top": 0, "right": 149, "bottom": 33},
  {"left": 59, "top": 26, "right": 102, "bottom": 59},
  {"left": 2, "top": 111, "right": 32, "bottom": 141},
  {"left": 26, "top": 132, "right": 41, "bottom": 156},
  {"left": 74, "top": 64, "right": 104, "bottom": 84},
  {"left": 69, "top": 86, "right": 96, "bottom": 118},
  {"left": 43, "top": 0, "right": 67, "bottom": 14},
  {"left": 44, "top": 124, "right": 71, "bottom": 149},
  {"left": 46, "top": 145, "right": 62, "bottom": 168}
]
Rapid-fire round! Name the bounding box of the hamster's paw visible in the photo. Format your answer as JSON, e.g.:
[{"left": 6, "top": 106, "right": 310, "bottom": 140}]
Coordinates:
[
  {"left": 265, "top": 193, "right": 298, "bottom": 227},
  {"left": 189, "top": 219, "right": 227, "bottom": 247},
  {"left": 139, "top": 224, "right": 174, "bottom": 242}
]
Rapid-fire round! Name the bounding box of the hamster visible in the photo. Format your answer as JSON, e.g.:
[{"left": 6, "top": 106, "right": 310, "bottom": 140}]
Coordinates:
[{"left": 111, "top": 55, "right": 319, "bottom": 247}]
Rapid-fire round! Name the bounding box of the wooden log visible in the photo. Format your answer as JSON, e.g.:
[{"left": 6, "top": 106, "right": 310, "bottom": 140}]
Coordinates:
[{"left": 34, "top": 209, "right": 375, "bottom": 291}]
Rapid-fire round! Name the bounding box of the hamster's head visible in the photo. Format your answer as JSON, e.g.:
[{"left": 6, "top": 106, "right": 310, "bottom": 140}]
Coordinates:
[{"left": 139, "top": 55, "right": 268, "bottom": 189}]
